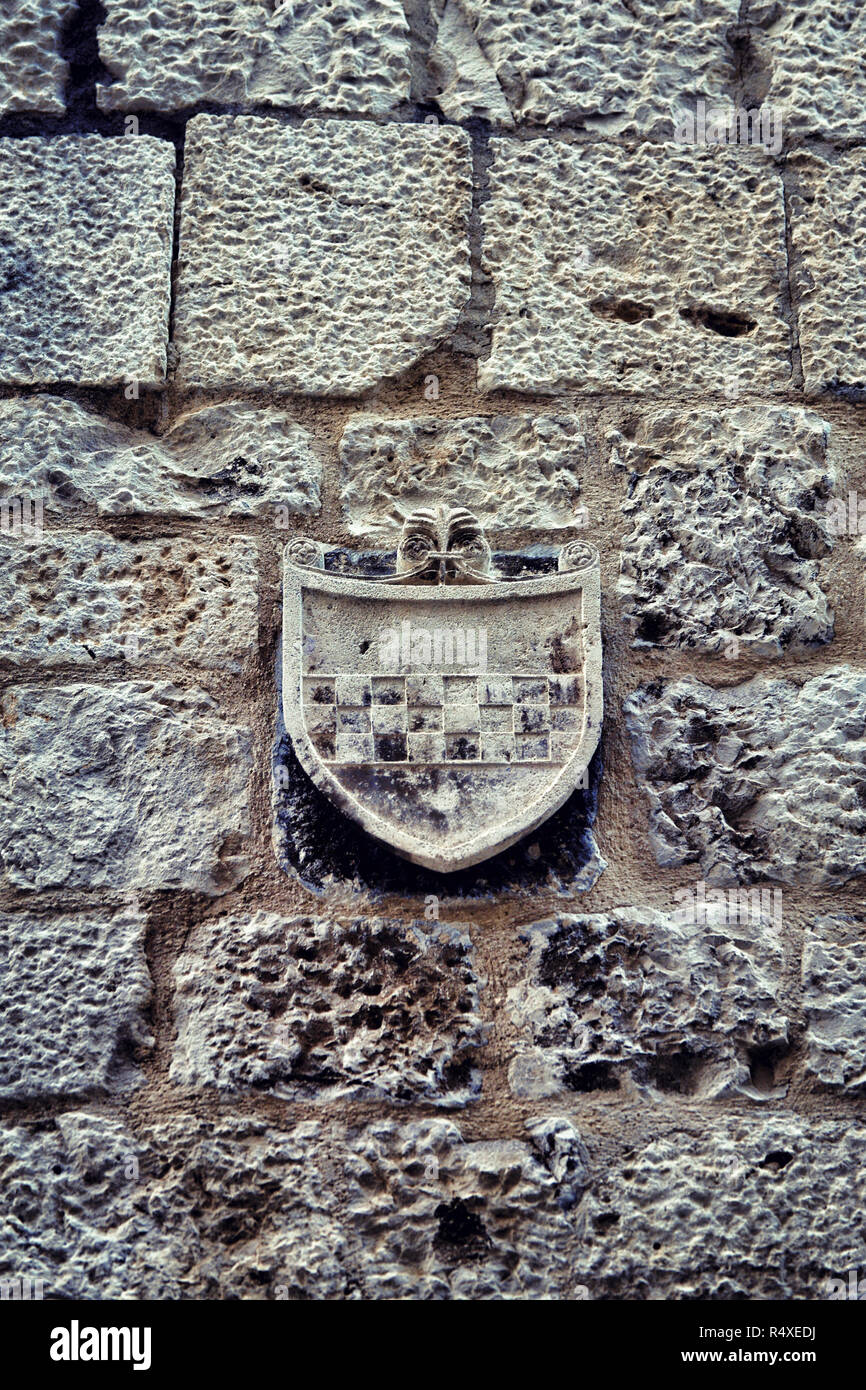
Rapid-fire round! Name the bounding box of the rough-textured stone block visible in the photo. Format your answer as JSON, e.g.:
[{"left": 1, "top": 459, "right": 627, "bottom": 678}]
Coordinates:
[
  {"left": 612, "top": 405, "right": 836, "bottom": 653},
  {"left": 97, "top": 0, "right": 411, "bottom": 114},
  {"left": 508, "top": 909, "right": 787, "bottom": 1101},
  {"left": 428, "top": 0, "right": 739, "bottom": 130},
  {"left": 175, "top": 116, "right": 472, "bottom": 394},
  {"left": 340, "top": 413, "right": 585, "bottom": 537},
  {"left": 625, "top": 665, "right": 866, "bottom": 886},
  {"left": 0, "top": 682, "right": 251, "bottom": 893},
  {"left": 479, "top": 141, "right": 790, "bottom": 395},
  {"left": 0, "top": 907, "right": 152, "bottom": 1101},
  {"left": 574, "top": 1117, "right": 866, "bottom": 1299},
  {"left": 0, "top": 534, "right": 258, "bottom": 670},
  {"left": 171, "top": 913, "right": 483, "bottom": 1104},
  {"left": 802, "top": 915, "right": 866, "bottom": 1091},
  {"left": 747, "top": 2, "right": 866, "bottom": 141},
  {"left": 0, "top": 0, "right": 74, "bottom": 113},
  {"left": 0, "top": 396, "right": 321, "bottom": 517},
  {"left": 0, "top": 136, "right": 175, "bottom": 386},
  {"left": 789, "top": 149, "right": 866, "bottom": 394}
]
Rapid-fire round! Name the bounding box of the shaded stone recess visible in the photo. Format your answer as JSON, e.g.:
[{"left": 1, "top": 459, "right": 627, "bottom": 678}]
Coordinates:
[
  {"left": 0, "top": 136, "right": 175, "bottom": 387},
  {"left": 625, "top": 665, "right": 866, "bottom": 887},
  {"left": 0, "top": 682, "right": 251, "bottom": 893},
  {"left": 0, "top": 396, "right": 321, "bottom": 518},
  {"left": 0, "top": 534, "right": 258, "bottom": 670},
  {"left": 507, "top": 909, "right": 787, "bottom": 1103},
  {"left": 340, "top": 414, "right": 586, "bottom": 537},
  {"left": 745, "top": 1, "right": 866, "bottom": 141},
  {"left": 479, "top": 141, "right": 790, "bottom": 395},
  {"left": 802, "top": 914, "right": 866, "bottom": 1092},
  {"left": 174, "top": 116, "right": 472, "bottom": 394},
  {"left": 0, "top": 1112, "right": 589, "bottom": 1299},
  {"left": 97, "top": 0, "right": 412, "bottom": 114},
  {"left": 0, "top": 0, "right": 75, "bottom": 114},
  {"left": 612, "top": 405, "right": 836, "bottom": 654},
  {"left": 788, "top": 149, "right": 866, "bottom": 396},
  {"left": 574, "top": 1118, "right": 866, "bottom": 1299},
  {"left": 171, "top": 913, "right": 484, "bottom": 1105},
  {"left": 0, "top": 906, "right": 152, "bottom": 1102}
]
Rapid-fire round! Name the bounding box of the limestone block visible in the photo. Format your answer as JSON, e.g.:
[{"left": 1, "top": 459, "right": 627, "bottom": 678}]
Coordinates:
[
  {"left": 612, "top": 405, "right": 836, "bottom": 653},
  {"left": 97, "top": 0, "right": 411, "bottom": 115},
  {"left": 0, "top": 0, "right": 75, "bottom": 113},
  {"left": 788, "top": 149, "right": 866, "bottom": 394},
  {"left": 174, "top": 116, "right": 472, "bottom": 394},
  {"left": 0, "top": 682, "right": 251, "bottom": 893},
  {"left": 171, "top": 913, "right": 483, "bottom": 1103},
  {"left": 479, "top": 141, "right": 790, "bottom": 395},
  {"left": 747, "top": 2, "right": 866, "bottom": 141},
  {"left": 508, "top": 909, "right": 787, "bottom": 1101},
  {"left": 340, "top": 413, "right": 585, "bottom": 537},
  {"left": 0, "top": 907, "right": 152, "bottom": 1101},
  {"left": 430, "top": 0, "right": 740, "bottom": 130},
  {"left": 0, "top": 533, "right": 258, "bottom": 670},
  {"left": 0, "top": 396, "right": 321, "bottom": 518},
  {"left": 0, "top": 136, "right": 175, "bottom": 386},
  {"left": 802, "top": 915, "right": 866, "bottom": 1091},
  {"left": 625, "top": 665, "right": 866, "bottom": 886},
  {"left": 574, "top": 1117, "right": 866, "bottom": 1299}
]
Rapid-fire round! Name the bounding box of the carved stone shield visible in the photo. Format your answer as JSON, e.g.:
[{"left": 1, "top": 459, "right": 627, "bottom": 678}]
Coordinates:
[{"left": 282, "top": 537, "right": 602, "bottom": 872}]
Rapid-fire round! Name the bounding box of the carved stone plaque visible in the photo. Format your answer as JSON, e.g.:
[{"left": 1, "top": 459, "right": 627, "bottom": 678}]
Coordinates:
[{"left": 281, "top": 513, "right": 602, "bottom": 872}]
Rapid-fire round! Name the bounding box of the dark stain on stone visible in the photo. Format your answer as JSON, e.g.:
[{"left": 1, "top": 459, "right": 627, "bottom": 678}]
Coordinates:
[
  {"left": 679, "top": 305, "right": 757, "bottom": 337},
  {"left": 590, "top": 296, "right": 656, "bottom": 324},
  {"left": 433, "top": 1199, "right": 492, "bottom": 1261}
]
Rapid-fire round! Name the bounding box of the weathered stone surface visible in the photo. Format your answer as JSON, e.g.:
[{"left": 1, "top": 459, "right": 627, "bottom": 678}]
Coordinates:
[
  {"left": 0, "top": 534, "right": 258, "bottom": 670},
  {"left": 802, "top": 914, "right": 866, "bottom": 1091},
  {"left": 428, "top": 0, "right": 740, "bottom": 131},
  {"left": 0, "top": 1111, "right": 589, "bottom": 1299},
  {"left": 0, "top": 682, "right": 251, "bottom": 893},
  {"left": 788, "top": 149, "right": 866, "bottom": 395},
  {"left": 0, "top": 396, "right": 321, "bottom": 517},
  {"left": 97, "top": 0, "right": 411, "bottom": 115},
  {"left": 508, "top": 908, "right": 787, "bottom": 1102},
  {"left": 340, "top": 414, "right": 585, "bottom": 538},
  {"left": 171, "top": 913, "right": 483, "bottom": 1104},
  {"left": 612, "top": 405, "right": 836, "bottom": 653},
  {"left": 174, "top": 116, "right": 472, "bottom": 394},
  {"left": 747, "top": 1, "right": 866, "bottom": 141},
  {"left": 479, "top": 141, "right": 790, "bottom": 395},
  {"left": 625, "top": 665, "right": 866, "bottom": 887},
  {"left": 0, "top": 907, "right": 152, "bottom": 1101},
  {"left": 574, "top": 1117, "right": 866, "bottom": 1299},
  {"left": 0, "top": 136, "right": 175, "bottom": 386},
  {"left": 0, "top": 0, "right": 74, "bottom": 113}
]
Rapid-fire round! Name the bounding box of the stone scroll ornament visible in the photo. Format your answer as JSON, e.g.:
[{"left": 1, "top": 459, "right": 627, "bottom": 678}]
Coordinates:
[{"left": 282, "top": 509, "right": 602, "bottom": 872}]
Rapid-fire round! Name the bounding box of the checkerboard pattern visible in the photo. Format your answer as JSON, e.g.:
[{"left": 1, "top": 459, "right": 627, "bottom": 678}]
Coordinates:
[{"left": 302, "top": 672, "right": 583, "bottom": 765}]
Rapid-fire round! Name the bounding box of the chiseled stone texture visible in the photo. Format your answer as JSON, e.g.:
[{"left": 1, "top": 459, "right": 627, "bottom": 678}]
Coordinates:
[
  {"left": 612, "top": 405, "right": 836, "bottom": 654},
  {"left": 788, "top": 149, "right": 866, "bottom": 395},
  {"left": 479, "top": 141, "right": 790, "bottom": 395},
  {"left": 625, "top": 665, "right": 866, "bottom": 887},
  {"left": 802, "top": 914, "right": 866, "bottom": 1091},
  {"left": 97, "top": 0, "right": 411, "bottom": 115},
  {"left": 0, "top": 136, "right": 175, "bottom": 387},
  {"left": 0, "top": 907, "right": 153, "bottom": 1101},
  {"left": 0, "top": 682, "right": 251, "bottom": 893},
  {"left": 0, "top": 396, "right": 321, "bottom": 517},
  {"left": 340, "top": 413, "right": 585, "bottom": 538},
  {"left": 747, "top": 1, "right": 866, "bottom": 141},
  {"left": 0, "top": 1112, "right": 589, "bottom": 1298},
  {"left": 171, "top": 913, "right": 484, "bottom": 1105},
  {"left": 174, "top": 116, "right": 472, "bottom": 394},
  {"left": 0, "top": 534, "right": 258, "bottom": 670},
  {"left": 429, "top": 0, "right": 739, "bottom": 131},
  {"left": 0, "top": 0, "right": 74, "bottom": 114},
  {"left": 575, "top": 1117, "right": 866, "bottom": 1299},
  {"left": 508, "top": 909, "right": 786, "bottom": 1103}
]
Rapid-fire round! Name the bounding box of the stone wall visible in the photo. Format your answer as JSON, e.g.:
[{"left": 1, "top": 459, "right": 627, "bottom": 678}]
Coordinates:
[{"left": 1, "top": 0, "right": 865, "bottom": 1301}]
